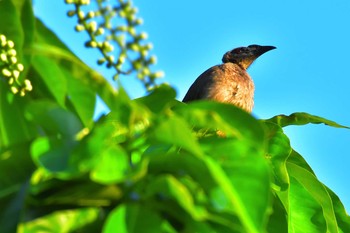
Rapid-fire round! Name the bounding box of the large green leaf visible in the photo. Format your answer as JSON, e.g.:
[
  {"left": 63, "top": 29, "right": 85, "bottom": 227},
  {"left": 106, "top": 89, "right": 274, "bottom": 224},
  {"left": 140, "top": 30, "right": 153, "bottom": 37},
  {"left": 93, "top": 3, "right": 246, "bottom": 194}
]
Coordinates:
[
  {"left": 287, "top": 152, "right": 339, "bottom": 232},
  {"left": 173, "top": 101, "right": 271, "bottom": 231},
  {"left": 26, "top": 100, "right": 82, "bottom": 174},
  {"left": 175, "top": 101, "right": 265, "bottom": 145},
  {"left": 25, "top": 100, "right": 82, "bottom": 137},
  {"left": 325, "top": 187, "right": 350, "bottom": 233},
  {"left": 263, "top": 122, "right": 291, "bottom": 191},
  {"left": 31, "top": 55, "right": 67, "bottom": 107},
  {"left": 147, "top": 148, "right": 270, "bottom": 233}
]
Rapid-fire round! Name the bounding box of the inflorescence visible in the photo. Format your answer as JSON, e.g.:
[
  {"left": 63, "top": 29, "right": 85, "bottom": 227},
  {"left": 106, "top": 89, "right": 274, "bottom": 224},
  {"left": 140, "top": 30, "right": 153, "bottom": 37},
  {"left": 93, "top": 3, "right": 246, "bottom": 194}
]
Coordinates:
[
  {"left": 65, "top": 0, "right": 164, "bottom": 90},
  {"left": 0, "top": 34, "right": 32, "bottom": 96}
]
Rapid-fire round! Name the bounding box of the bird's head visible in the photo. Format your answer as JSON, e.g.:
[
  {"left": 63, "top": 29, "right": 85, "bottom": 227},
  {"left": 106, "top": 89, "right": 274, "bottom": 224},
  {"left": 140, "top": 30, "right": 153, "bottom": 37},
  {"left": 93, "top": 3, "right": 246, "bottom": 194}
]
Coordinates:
[{"left": 222, "top": 44, "right": 276, "bottom": 70}]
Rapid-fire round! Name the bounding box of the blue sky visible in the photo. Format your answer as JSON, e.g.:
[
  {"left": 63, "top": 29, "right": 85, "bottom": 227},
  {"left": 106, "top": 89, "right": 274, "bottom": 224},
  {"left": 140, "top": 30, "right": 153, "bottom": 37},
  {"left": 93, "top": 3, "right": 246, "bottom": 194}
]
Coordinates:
[{"left": 35, "top": 1, "right": 350, "bottom": 212}]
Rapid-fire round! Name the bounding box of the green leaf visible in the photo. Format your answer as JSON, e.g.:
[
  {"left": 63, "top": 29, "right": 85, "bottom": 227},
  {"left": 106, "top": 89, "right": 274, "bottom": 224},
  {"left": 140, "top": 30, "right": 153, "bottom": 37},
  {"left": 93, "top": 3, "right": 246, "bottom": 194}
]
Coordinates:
[
  {"left": 266, "top": 195, "right": 288, "bottom": 233},
  {"left": 26, "top": 100, "right": 82, "bottom": 174},
  {"left": 0, "top": 0, "right": 24, "bottom": 56},
  {"left": 103, "top": 204, "right": 164, "bottom": 233},
  {"left": 263, "top": 122, "right": 292, "bottom": 191},
  {"left": 325, "top": 187, "right": 350, "bottom": 233},
  {"left": 135, "top": 84, "right": 177, "bottom": 113},
  {"left": 90, "top": 145, "right": 129, "bottom": 184},
  {"left": 175, "top": 101, "right": 265, "bottom": 145},
  {"left": 64, "top": 67, "right": 96, "bottom": 127},
  {"left": 265, "top": 112, "right": 349, "bottom": 129},
  {"left": 31, "top": 55, "right": 67, "bottom": 107},
  {"left": 145, "top": 175, "right": 208, "bottom": 220},
  {"left": 147, "top": 150, "right": 270, "bottom": 233},
  {"left": 18, "top": 208, "right": 103, "bottom": 233},
  {"left": 287, "top": 161, "right": 338, "bottom": 232},
  {"left": 148, "top": 114, "right": 204, "bottom": 156},
  {"left": 0, "top": 144, "right": 34, "bottom": 196},
  {"left": 25, "top": 100, "right": 83, "bottom": 137},
  {"left": 30, "top": 137, "right": 74, "bottom": 173},
  {"left": 0, "top": 82, "right": 36, "bottom": 147}
]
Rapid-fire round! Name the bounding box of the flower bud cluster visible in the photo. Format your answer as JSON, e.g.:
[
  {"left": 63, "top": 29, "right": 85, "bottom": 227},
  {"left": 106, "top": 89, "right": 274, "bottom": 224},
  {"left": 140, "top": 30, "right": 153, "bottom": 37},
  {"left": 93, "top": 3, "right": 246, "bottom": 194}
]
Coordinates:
[
  {"left": 0, "top": 34, "right": 32, "bottom": 96},
  {"left": 65, "top": 0, "right": 164, "bottom": 89}
]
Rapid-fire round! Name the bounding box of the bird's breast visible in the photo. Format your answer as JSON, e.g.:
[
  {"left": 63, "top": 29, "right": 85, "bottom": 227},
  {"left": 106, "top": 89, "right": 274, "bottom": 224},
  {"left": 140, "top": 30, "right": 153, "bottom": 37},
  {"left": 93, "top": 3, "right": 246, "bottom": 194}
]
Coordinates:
[{"left": 207, "top": 63, "right": 255, "bottom": 112}]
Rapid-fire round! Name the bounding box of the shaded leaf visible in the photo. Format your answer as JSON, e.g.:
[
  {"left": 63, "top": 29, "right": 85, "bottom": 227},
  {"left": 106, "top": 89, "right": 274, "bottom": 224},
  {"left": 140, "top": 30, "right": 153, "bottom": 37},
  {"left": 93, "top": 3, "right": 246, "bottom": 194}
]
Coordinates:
[{"left": 25, "top": 100, "right": 83, "bottom": 137}]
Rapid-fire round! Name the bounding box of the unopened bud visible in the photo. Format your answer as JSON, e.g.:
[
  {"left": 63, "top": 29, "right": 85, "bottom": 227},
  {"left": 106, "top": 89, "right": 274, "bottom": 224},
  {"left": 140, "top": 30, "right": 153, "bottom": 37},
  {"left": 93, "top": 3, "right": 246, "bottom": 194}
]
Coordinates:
[
  {"left": 7, "top": 40, "right": 14, "bottom": 48},
  {"left": 17, "top": 63, "right": 24, "bottom": 71},
  {"left": 13, "top": 70, "right": 20, "bottom": 79},
  {"left": 0, "top": 53, "right": 7, "bottom": 62},
  {"left": 75, "top": 24, "right": 85, "bottom": 32},
  {"left": 67, "top": 10, "right": 76, "bottom": 17},
  {"left": 2, "top": 68, "right": 11, "bottom": 77},
  {"left": 10, "top": 56, "right": 17, "bottom": 64},
  {"left": 24, "top": 79, "right": 32, "bottom": 91},
  {"left": 11, "top": 86, "right": 18, "bottom": 94}
]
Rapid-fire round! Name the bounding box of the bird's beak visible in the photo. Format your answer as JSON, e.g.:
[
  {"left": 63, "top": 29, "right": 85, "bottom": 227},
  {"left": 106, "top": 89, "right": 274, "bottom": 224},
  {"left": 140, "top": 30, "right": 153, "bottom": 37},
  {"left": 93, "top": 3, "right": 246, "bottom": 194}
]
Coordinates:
[{"left": 256, "top": 45, "right": 276, "bottom": 56}]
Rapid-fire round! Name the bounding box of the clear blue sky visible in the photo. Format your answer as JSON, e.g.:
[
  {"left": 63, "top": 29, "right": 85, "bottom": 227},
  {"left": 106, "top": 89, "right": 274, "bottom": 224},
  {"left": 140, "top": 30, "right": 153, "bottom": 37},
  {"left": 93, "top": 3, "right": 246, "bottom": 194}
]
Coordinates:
[{"left": 34, "top": 1, "right": 350, "bottom": 212}]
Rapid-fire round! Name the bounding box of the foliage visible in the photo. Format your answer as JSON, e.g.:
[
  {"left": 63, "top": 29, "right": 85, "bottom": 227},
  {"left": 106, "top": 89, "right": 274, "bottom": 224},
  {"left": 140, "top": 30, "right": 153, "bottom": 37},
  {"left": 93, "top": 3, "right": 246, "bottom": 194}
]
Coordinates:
[{"left": 0, "top": 0, "right": 349, "bottom": 232}]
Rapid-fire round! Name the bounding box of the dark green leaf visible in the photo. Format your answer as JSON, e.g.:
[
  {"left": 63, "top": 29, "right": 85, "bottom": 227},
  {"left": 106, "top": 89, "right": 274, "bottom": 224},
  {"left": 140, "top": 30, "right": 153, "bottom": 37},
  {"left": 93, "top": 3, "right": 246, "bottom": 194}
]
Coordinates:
[{"left": 25, "top": 100, "right": 83, "bottom": 137}]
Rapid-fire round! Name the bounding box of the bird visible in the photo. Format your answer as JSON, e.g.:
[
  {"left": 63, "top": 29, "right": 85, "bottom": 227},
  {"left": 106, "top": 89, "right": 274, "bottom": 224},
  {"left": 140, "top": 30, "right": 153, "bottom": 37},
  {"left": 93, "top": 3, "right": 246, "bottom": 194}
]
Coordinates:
[{"left": 182, "top": 45, "right": 276, "bottom": 112}]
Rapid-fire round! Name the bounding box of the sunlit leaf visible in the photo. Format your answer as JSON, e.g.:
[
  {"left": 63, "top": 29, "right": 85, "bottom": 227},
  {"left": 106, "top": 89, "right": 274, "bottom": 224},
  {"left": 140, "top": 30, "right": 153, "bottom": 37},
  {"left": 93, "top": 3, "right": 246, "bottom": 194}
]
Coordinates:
[
  {"left": 103, "top": 204, "right": 164, "bottom": 233},
  {"left": 135, "top": 84, "right": 177, "bottom": 113},
  {"left": 148, "top": 114, "right": 204, "bottom": 156},
  {"left": 18, "top": 208, "right": 102, "bottom": 233},
  {"left": 263, "top": 122, "right": 291, "bottom": 191},
  {"left": 265, "top": 112, "right": 349, "bottom": 129},
  {"left": 287, "top": 161, "right": 339, "bottom": 233},
  {"left": 90, "top": 145, "right": 129, "bottom": 184}
]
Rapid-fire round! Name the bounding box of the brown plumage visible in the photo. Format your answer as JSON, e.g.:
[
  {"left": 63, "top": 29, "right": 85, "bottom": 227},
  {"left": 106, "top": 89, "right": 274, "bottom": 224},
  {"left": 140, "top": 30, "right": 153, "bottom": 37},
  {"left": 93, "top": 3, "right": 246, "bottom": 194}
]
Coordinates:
[{"left": 182, "top": 45, "right": 276, "bottom": 112}]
